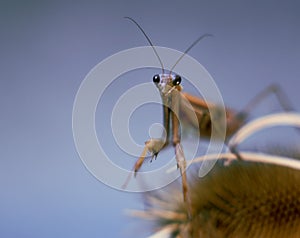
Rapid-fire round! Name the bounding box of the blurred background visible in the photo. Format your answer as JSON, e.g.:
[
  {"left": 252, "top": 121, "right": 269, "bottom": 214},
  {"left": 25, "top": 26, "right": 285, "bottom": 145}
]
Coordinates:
[{"left": 1, "top": 0, "right": 299, "bottom": 237}]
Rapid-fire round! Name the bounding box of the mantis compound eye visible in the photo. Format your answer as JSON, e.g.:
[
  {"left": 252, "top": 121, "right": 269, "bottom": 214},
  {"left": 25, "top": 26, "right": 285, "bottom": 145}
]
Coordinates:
[
  {"left": 173, "top": 75, "right": 181, "bottom": 86},
  {"left": 153, "top": 74, "right": 160, "bottom": 84}
]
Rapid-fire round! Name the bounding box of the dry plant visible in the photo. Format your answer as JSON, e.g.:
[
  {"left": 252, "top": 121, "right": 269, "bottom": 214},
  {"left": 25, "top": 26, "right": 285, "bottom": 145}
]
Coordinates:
[{"left": 128, "top": 113, "right": 300, "bottom": 238}]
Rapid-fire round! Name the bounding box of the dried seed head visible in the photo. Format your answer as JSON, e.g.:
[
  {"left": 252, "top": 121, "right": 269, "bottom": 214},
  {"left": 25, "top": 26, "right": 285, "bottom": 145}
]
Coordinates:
[
  {"left": 136, "top": 159, "right": 300, "bottom": 238},
  {"left": 190, "top": 161, "right": 300, "bottom": 238}
]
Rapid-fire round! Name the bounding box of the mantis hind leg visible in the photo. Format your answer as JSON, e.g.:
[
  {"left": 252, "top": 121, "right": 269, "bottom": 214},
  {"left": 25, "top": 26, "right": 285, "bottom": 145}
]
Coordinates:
[
  {"left": 240, "top": 84, "right": 294, "bottom": 116},
  {"left": 229, "top": 84, "right": 295, "bottom": 160}
]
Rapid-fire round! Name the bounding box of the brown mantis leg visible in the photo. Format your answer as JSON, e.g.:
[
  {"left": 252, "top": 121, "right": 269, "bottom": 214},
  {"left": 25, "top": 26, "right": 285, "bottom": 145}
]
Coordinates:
[
  {"left": 229, "top": 84, "right": 295, "bottom": 159},
  {"left": 121, "top": 138, "right": 166, "bottom": 189},
  {"left": 171, "top": 90, "right": 192, "bottom": 218},
  {"left": 241, "top": 84, "right": 294, "bottom": 114},
  {"left": 134, "top": 104, "right": 170, "bottom": 172},
  {"left": 122, "top": 103, "right": 170, "bottom": 189}
]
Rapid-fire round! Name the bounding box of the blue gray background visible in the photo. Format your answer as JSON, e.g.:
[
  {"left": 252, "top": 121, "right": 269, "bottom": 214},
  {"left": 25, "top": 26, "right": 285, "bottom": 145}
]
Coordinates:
[{"left": 1, "top": 1, "right": 299, "bottom": 237}]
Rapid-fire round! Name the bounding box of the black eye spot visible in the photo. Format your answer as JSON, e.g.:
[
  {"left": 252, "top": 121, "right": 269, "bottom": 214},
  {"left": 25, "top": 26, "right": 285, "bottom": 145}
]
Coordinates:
[
  {"left": 153, "top": 74, "right": 160, "bottom": 83},
  {"left": 173, "top": 75, "right": 181, "bottom": 86}
]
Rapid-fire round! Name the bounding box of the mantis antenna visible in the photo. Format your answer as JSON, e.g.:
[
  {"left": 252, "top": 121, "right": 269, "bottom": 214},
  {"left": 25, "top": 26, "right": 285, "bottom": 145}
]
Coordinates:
[
  {"left": 125, "top": 17, "right": 212, "bottom": 76},
  {"left": 169, "top": 33, "right": 213, "bottom": 74},
  {"left": 124, "top": 17, "right": 165, "bottom": 74}
]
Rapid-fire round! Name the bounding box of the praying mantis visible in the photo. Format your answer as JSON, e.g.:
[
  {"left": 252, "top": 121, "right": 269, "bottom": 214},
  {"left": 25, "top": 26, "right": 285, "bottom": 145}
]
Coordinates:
[{"left": 122, "top": 17, "right": 294, "bottom": 214}]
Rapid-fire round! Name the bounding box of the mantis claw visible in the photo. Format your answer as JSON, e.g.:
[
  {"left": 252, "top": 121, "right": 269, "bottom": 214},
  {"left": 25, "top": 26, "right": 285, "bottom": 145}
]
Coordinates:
[
  {"left": 132, "top": 139, "right": 166, "bottom": 175},
  {"left": 150, "top": 152, "right": 159, "bottom": 163}
]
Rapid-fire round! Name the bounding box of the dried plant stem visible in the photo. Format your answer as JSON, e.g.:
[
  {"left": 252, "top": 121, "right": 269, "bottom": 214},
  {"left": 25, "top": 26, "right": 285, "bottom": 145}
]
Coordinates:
[
  {"left": 228, "top": 112, "right": 300, "bottom": 148},
  {"left": 193, "top": 152, "right": 300, "bottom": 170},
  {"left": 166, "top": 152, "right": 300, "bottom": 175}
]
